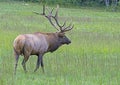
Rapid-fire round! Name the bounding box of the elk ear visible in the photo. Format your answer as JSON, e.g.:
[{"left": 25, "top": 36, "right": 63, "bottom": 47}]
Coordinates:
[{"left": 58, "top": 32, "right": 65, "bottom": 37}]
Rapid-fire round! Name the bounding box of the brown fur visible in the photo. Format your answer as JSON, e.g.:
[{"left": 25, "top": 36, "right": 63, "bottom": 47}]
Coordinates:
[{"left": 13, "top": 32, "right": 71, "bottom": 74}]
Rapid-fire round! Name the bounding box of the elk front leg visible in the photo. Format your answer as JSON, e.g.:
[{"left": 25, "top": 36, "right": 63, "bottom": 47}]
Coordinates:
[
  {"left": 22, "top": 56, "right": 29, "bottom": 72},
  {"left": 41, "top": 57, "right": 44, "bottom": 73},
  {"left": 34, "top": 54, "right": 43, "bottom": 72}
]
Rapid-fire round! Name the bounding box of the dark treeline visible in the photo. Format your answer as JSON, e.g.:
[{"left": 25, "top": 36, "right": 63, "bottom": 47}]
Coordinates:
[{"left": 13, "top": 0, "right": 119, "bottom": 7}]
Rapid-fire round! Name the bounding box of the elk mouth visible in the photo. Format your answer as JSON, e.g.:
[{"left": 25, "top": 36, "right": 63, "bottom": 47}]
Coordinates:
[{"left": 66, "top": 40, "right": 71, "bottom": 45}]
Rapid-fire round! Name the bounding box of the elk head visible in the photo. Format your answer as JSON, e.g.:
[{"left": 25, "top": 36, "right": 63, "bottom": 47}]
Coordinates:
[{"left": 33, "top": 5, "right": 74, "bottom": 45}]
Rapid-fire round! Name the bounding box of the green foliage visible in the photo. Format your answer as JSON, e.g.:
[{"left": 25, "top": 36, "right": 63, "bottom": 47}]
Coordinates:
[{"left": 0, "top": 0, "right": 119, "bottom": 8}]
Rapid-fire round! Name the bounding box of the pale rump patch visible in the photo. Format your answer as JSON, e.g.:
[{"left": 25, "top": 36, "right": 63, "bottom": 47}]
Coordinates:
[
  {"left": 13, "top": 33, "right": 49, "bottom": 55},
  {"left": 13, "top": 35, "right": 26, "bottom": 55}
]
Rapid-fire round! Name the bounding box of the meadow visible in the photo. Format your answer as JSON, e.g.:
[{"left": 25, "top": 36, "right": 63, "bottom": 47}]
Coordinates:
[{"left": 0, "top": 2, "right": 120, "bottom": 85}]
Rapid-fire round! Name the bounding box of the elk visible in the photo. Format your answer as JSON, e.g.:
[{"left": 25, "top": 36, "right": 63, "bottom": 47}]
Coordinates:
[{"left": 13, "top": 5, "right": 74, "bottom": 74}]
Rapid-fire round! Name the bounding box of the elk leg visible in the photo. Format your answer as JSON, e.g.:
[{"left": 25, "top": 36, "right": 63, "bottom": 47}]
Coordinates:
[
  {"left": 34, "top": 54, "right": 43, "bottom": 72},
  {"left": 14, "top": 53, "right": 19, "bottom": 75},
  {"left": 41, "top": 57, "right": 44, "bottom": 73},
  {"left": 22, "top": 56, "right": 29, "bottom": 72}
]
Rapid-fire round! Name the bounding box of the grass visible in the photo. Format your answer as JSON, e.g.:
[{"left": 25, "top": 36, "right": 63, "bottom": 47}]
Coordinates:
[{"left": 0, "top": 1, "right": 120, "bottom": 85}]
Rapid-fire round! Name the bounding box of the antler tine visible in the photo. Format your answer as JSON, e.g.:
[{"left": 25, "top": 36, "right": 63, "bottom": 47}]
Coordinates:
[
  {"left": 63, "top": 25, "right": 74, "bottom": 32},
  {"left": 43, "top": 5, "right": 59, "bottom": 31},
  {"left": 61, "top": 20, "right": 67, "bottom": 27},
  {"left": 51, "top": 4, "right": 64, "bottom": 31},
  {"left": 55, "top": 5, "right": 59, "bottom": 19},
  {"left": 62, "top": 23, "right": 74, "bottom": 32},
  {"left": 63, "top": 22, "right": 72, "bottom": 30},
  {"left": 33, "top": 5, "right": 46, "bottom": 16},
  {"left": 52, "top": 5, "right": 74, "bottom": 32},
  {"left": 46, "top": 6, "right": 54, "bottom": 16},
  {"left": 33, "top": 11, "right": 40, "bottom": 15},
  {"left": 33, "top": 5, "right": 73, "bottom": 32},
  {"left": 50, "top": 8, "right": 54, "bottom": 15},
  {"left": 42, "top": 5, "right": 45, "bottom": 15},
  {"left": 47, "top": 17, "right": 59, "bottom": 31},
  {"left": 47, "top": 8, "right": 60, "bottom": 31}
]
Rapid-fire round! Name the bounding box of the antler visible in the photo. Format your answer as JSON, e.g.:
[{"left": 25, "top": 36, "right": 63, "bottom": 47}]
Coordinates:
[{"left": 33, "top": 5, "right": 74, "bottom": 32}]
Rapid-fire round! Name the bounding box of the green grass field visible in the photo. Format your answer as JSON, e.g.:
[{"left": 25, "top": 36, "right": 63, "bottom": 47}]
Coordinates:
[{"left": 0, "top": 2, "right": 120, "bottom": 85}]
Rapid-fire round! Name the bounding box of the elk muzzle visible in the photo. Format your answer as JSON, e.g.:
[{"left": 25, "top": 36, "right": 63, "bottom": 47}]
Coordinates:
[
  {"left": 66, "top": 38, "right": 71, "bottom": 45},
  {"left": 61, "top": 36, "right": 71, "bottom": 45}
]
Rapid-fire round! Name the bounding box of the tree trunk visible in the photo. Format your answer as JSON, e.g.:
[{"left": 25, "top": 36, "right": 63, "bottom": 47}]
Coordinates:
[
  {"left": 112, "top": 0, "right": 118, "bottom": 11},
  {"left": 105, "top": 0, "right": 110, "bottom": 7},
  {"left": 114, "top": 0, "right": 118, "bottom": 6}
]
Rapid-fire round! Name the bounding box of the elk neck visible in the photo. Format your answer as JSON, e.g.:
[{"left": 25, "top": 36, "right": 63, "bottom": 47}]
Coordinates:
[{"left": 45, "top": 32, "right": 62, "bottom": 52}]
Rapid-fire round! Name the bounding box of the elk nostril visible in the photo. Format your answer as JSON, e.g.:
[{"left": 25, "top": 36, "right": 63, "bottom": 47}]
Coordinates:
[
  {"left": 67, "top": 40, "right": 71, "bottom": 44},
  {"left": 69, "top": 41, "right": 71, "bottom": 44}
]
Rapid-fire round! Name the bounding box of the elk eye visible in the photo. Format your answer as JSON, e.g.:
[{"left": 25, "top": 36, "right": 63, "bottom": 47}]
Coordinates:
[
  {"left": 59, "top": 36, "right": 63, "bottom": 38},
  {"left": 59, "top": 34, "right": 64, "bottom": 38},
  {"left": 62, "top": 35, "right": 65, "bottom": 38}
]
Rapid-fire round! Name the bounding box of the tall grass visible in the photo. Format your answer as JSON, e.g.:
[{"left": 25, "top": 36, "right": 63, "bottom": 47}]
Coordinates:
[{"left": 0, "top": 2, "right": 120, "bottom": 85}]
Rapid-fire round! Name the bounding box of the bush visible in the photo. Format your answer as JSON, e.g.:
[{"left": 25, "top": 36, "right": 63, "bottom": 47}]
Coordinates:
[{"left": 0, "top": 0, "right": 119, "bottom": 7}]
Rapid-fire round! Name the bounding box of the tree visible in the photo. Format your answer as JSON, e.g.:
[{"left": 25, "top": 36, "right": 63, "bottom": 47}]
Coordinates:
[
  {"left": 105, "top": 0, "right": 110, "bottom": 7},
  {"left": 104, "top": 0, "right": 119, "bottom": 11}
]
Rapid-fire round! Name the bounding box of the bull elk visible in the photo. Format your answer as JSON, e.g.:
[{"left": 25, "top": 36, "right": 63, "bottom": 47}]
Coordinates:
[{"left": 13, "top": 5, "right": 74, "bottom": 74}]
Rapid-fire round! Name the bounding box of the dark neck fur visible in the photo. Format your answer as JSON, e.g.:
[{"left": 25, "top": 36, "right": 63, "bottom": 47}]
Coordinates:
[
  {"left": 46, "top": 33, "right": 62, "bottom": 52},
  {"left": 48, "top": 40, "right": 61, "bottom": 52}
]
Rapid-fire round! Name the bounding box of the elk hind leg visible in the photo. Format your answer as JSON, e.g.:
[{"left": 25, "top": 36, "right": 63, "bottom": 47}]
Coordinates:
[
  {"left": 22, "top": 56, "right": 29, "bottom": 72},
  {"left": 14, "top": 53, "right": 19, "bottom": 75}
]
